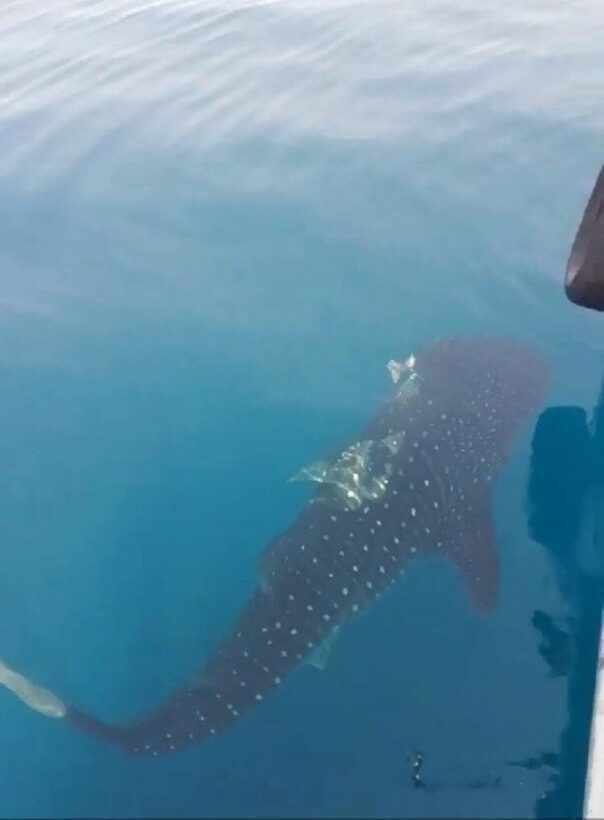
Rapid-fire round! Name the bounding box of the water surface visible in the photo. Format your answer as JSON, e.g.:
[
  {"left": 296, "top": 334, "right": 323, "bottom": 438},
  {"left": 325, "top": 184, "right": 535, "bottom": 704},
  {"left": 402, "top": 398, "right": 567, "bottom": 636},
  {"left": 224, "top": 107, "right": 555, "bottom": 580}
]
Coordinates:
[{"left": 0, "top": 1, "right": 603, "bottom": 816}]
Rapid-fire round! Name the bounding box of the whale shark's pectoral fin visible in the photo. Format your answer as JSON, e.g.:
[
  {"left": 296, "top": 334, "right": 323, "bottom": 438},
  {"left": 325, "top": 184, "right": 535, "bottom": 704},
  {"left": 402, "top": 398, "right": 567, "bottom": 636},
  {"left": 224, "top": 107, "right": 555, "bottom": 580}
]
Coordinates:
[
  {"left": 441, "top": 487, "right": 499, "bottom": 613},
  {"left": 305, "top": 626, "right": 341, "bottom": 670},
  {"left": 0, "top": 659, "right": 66, "bottom": 719}
]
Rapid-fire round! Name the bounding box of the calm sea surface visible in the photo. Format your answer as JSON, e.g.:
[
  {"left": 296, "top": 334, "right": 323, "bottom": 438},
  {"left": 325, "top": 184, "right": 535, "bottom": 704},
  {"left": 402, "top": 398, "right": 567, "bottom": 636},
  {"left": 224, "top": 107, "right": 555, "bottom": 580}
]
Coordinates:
[{"left": 1, "top": 1, "right": 603, "bottom": 817}]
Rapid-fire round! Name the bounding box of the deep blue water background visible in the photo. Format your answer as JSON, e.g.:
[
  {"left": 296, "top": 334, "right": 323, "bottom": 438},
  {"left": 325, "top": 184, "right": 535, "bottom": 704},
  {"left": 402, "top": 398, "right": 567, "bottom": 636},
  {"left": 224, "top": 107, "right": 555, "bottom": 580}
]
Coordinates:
[{"left": 1, "top": 1, "right": 604, "bottom": 817}]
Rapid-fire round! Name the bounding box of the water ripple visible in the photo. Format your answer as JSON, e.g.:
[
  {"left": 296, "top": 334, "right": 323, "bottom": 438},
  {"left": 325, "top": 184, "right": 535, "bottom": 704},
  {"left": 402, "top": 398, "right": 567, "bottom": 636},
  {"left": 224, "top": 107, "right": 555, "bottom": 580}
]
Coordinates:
[
  {"left": 1, "top": 0, "right": 602, "bottom": 183},
  {"left": 0, "top": 0, "right": 602, "bottom": 388},
  {"left": 1, "top": 9, "right": 604, "bottom": 813}
]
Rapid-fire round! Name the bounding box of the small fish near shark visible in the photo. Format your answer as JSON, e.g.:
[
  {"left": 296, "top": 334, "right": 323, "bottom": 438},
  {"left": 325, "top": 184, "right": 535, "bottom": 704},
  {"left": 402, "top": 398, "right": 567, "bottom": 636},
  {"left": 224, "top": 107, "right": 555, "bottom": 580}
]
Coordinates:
[{"left": 0, "top": 337, "right": 549, "bottom": 756}]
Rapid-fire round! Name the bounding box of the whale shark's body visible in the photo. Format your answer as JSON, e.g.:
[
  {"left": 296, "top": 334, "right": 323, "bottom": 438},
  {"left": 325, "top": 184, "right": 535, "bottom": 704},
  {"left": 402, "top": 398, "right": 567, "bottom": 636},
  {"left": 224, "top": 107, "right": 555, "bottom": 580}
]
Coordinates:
[{"left": 0, "top": 337, "right": 549, "bottom": 756}]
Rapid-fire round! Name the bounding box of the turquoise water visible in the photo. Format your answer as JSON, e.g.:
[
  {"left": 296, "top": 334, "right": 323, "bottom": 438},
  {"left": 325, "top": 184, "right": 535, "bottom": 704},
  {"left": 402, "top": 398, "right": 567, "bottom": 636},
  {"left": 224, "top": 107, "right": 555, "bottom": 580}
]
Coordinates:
[{"left": 1, "top": 1, "right": 603, "bottom": 816}]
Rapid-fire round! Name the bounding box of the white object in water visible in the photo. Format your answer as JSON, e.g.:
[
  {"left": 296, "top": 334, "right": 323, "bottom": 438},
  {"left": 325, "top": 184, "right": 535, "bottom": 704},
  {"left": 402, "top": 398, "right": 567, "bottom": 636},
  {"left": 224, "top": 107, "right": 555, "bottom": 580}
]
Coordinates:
[
  {"left": 583, "top": 483, "right": 604, "bottom": 819},
  {"left": 0, "top": 659, "right": 66, "bottom": 718}
]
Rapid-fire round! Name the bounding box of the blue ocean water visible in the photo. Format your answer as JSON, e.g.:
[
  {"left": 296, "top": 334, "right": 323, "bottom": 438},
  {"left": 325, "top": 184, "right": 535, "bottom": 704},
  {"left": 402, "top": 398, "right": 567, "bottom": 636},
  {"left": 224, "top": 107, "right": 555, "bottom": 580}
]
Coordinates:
[{"left": 1, "top": 1, "right": 603, "bottom": 816}]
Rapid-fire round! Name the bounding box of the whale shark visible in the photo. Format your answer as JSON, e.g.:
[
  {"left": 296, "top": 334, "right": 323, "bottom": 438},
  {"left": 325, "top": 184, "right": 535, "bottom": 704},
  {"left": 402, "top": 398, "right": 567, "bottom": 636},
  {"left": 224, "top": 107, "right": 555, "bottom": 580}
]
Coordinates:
[{"left": 0, "top": 337, "right": 549, "bottom": 756}]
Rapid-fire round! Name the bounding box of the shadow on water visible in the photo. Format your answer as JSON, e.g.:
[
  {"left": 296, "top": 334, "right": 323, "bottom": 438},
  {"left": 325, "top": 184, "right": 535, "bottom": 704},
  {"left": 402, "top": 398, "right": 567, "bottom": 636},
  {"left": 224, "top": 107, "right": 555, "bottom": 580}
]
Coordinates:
[
  {"left": 521, "top": 377, "right": 604, "bottom": 817},
  {"left": 399, "top": 376, "right": 604, "bottom": 814}
]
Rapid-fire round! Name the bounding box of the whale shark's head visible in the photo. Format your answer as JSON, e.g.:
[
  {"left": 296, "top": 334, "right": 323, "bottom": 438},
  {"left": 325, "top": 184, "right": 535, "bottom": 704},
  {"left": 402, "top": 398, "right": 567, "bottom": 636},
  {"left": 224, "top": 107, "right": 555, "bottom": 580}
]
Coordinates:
[{"left": 412, "top": 336, "right": 550, "bottom": 429}]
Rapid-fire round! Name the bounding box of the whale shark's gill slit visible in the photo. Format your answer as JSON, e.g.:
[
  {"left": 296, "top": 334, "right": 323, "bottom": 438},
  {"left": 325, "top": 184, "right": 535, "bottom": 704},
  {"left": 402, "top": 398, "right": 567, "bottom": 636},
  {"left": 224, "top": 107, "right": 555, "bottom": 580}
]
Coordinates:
[{"left": 0, "top": 337, "right": 549, "bottom": 756}]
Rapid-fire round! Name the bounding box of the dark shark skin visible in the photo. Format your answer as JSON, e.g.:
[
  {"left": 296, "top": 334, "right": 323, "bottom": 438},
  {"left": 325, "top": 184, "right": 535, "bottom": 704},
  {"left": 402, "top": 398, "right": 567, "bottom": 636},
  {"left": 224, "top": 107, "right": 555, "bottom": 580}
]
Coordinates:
[
  {"left": 6, "top": 337, "right": 550, "bottom": 756},
  {"left": 565, "top": 165, "right": 604, "bottom": 311}
]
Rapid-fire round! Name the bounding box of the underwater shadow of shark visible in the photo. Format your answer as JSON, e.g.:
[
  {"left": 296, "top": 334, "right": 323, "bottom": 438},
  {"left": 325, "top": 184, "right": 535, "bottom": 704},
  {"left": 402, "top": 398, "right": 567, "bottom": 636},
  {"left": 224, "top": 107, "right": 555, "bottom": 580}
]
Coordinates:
[{"left": 0, "top": 337, "right": 549, "bottom": 756}]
